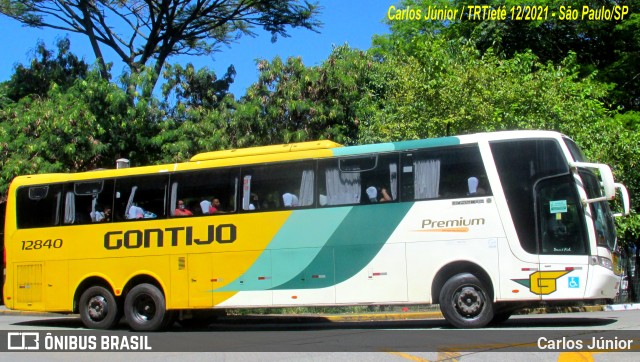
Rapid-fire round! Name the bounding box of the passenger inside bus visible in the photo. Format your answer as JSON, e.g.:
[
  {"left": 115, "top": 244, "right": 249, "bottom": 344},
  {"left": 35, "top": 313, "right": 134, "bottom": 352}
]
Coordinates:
[
  {"left": 366, "top": 186, "right": 377, "bottom": 202},
  {"left": 282, "top": 193, "right": 299, "bottom": 207},
  {"left": 379, "top": 186, "right": 392, "bottom": 202},
  {"left": 248, "top": 193, "right": 259, "bottom": 210},
  {"left": 90, "top": 204, "right": 109, "bottom": 222},
  {"left": 128, "top": 204, "right": 145, "bottom": 219},
  {"left": 174, "top": 200, "right": 193, "bottom": 216},
  {"left": 209, "top": 198, "right": 225, "bottom": 213},
  {"left": 366, "top": 186, "right": 392, "bottom": 203},
  {"left": 200, "top": 199, "right": 212, "bottom": 214},
  {"left": 467, "top": 176, "right": 486, "bottom": 196}
]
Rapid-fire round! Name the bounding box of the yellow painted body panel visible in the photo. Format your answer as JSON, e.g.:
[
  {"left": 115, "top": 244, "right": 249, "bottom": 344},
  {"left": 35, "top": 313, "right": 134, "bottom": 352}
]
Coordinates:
[
  {"left": 3, "top": 142, "right": 334, "bottom": 312},
  {"left": 4, "top": 190, "right": 292, "bottom": 312}
]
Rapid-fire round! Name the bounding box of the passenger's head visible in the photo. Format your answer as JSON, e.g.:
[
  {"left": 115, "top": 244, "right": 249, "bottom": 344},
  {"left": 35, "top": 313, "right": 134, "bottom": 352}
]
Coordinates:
[
  {"left": 366, "top": 186, "right": 377, "bottom": 202},
  {"left": 468, "top": 177, "right": 479, "bottom": 194}
]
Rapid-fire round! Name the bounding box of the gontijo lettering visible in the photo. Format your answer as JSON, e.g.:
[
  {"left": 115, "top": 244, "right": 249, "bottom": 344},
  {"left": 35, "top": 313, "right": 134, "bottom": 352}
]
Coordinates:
[{"left": 104, "top": 224, "right": 237, "bottom": 250}]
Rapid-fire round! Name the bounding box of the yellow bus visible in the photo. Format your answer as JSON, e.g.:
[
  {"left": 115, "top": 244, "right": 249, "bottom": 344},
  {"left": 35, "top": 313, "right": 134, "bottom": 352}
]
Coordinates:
[{"left": 2, "top": 131, "right": 629, "bottom": 331}]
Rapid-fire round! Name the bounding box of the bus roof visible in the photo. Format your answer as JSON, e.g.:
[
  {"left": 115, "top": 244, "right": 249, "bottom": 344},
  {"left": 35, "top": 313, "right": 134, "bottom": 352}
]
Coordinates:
[{"left": 190, "top": 140, "right": 343, "bottom": 162}]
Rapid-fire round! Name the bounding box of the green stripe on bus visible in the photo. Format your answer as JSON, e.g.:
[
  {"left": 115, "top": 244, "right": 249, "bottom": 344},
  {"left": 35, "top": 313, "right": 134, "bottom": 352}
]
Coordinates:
[
  {"left": 214, "top": 207, "right": 352, "bottom": 292},
  {"left": 272, "top": 202, "right": 413, "bottom": 290},
  {"left": 331, "top": 137, "right": 460, "bottom": 156}
]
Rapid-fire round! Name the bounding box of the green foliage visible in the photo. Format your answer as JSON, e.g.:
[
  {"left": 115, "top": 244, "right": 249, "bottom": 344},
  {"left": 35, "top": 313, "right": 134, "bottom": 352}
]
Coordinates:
[
  {"left": 366, "top": 34, "right": 611, "bottom": 141},
  {"left": 0, "top": 50, "right": 159, "bottom": 195},
  {"left": 571, "top": 113, "right": 640, "bottom": 243},
  {"left": 0, "top": 78, "right": 106, "bottom": 193},
  {"left": 387, "top": 0, "right": 640, "bottom": 112},
  {"left": 230, "top": 46, "right": 382, "bottom": 147},
  {"left": 150, "top": 96, "right": 236, "bottom": 163},
  {"left": 162, "top": 63, "right": 236, "bottom": 117},
  {"left": 3, "top": 37, "right": 89, "bottom": 102}
]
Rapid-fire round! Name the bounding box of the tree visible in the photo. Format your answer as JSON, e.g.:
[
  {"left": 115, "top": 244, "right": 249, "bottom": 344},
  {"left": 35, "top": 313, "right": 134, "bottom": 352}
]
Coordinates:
[
  {"left": 387, "top": 0, "right": 640, "bottom": 112},
  {"left": 161, "top": 62, "right": 236, "bottom": 119},
  {"left": 367, "top": 32, "right": 612, "bottom": 141},
  {"left": 0, "top": 67, "right": 161, "bottom": 195},
  {"left": 2, "top": 37, "right": 89, "bottom": 102},
  {"left": 0, "top": 0, "right": 321, "bottom": 95},
  {"left": 230, "top": 46, "right": 387, "bottom": 147}
]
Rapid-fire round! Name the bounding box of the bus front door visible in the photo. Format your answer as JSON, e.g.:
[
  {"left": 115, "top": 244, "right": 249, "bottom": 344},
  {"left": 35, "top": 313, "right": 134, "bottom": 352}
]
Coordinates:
[{"left": 536, "top": 176, "right": 590, "bottom": 300}]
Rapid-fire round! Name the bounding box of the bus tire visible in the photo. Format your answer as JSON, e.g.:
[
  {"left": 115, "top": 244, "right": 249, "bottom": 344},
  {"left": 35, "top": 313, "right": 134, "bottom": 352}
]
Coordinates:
[
  {"left": 439, "top": 273, "right": 493, "bottom": 329},
  {"left": 79, "top": 286, "right": 121, "bottom": 330},
  {"left": 124, "top": 283, "right": 167, "bottom": 332}
]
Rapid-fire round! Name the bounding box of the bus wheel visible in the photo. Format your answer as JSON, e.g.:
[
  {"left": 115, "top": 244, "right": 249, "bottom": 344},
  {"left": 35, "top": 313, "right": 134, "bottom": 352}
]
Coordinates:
[
  {"left": 439, "top": 273, "right": 493, "bottom": 328},
  {"left": 124, "top": 283, "right": 167, "bottom": 332},
  {"left": 79, "top": 286, "right": 121, "bottom": 330}
]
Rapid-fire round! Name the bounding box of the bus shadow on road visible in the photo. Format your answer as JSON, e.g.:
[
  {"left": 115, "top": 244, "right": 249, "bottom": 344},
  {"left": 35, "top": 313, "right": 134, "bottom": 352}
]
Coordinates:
[{"left": 11, "top": 314, "right": 617, "bottom": 332}]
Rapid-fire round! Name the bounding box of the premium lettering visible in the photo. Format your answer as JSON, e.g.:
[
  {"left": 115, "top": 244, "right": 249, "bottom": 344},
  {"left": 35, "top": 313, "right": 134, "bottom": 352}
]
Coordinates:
[{"left": 421, "top": 217, "right": 485, "bottom": 229}]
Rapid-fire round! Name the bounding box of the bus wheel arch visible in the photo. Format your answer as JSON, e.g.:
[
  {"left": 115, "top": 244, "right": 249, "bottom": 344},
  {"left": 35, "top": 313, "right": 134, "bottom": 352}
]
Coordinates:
[
  {"left": 74, "top": 278, "right": 123, "bottom": 330},
  {"left": 431, "top": 262, "right": 495, "bottom": 329},
  {"left": 122, "top": 275, "right": 169, "bottom": 331}
]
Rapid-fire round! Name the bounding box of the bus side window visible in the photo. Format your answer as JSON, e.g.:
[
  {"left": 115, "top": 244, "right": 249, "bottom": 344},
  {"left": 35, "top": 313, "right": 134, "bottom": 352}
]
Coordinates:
[
  {"left": 401, "top": 145, "right": 490, "bottom": 201},
  {"left": 357, "top": 154, "right": 399, "bottom": 204},
  {"left": 242, "top": 161, "right": 315, "bottom": 211},
  {"left": 61, "top": 180, "right": 115, "bottom": 225},
  {"left": 114, "top": 175, "right": 168, "bottom": 221},
  {"left": 170, "top": 168, "right": 239, "bottom": 217},
  {"left": 16, "top": 184, "right": 63, "bottom": 228}
]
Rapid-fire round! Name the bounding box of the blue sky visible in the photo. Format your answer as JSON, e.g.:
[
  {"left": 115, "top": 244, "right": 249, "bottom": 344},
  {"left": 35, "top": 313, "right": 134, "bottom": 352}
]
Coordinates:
[{"left": 0, "top": 1, "right": 395, "bottom": 96}]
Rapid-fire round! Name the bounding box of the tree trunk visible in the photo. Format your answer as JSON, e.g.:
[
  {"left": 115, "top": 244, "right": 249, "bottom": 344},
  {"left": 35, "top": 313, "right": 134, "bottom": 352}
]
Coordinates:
[{"left": 79, "top": 0, "right": 109, "bottom": 80}]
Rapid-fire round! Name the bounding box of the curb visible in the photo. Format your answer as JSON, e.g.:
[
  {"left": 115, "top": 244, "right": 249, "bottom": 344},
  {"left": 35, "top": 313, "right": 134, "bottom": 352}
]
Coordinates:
[
  {"left": 603, "top": 303, "right": 640, "bottom": 311},
  {"left": 0, "top": 307, "right": 65, "bottom": 317}
]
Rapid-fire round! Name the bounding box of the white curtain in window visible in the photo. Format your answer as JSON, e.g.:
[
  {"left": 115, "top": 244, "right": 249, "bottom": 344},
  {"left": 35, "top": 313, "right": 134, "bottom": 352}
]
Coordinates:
[
  {"left": 231, "top": 177, "right": 239, "bottom": 212},
  {"left": 90, "top": 196, "right": 97, "bottom": 222},
  {"left": 325, "top": 168, "right": 360, "bottom": 205},
  {"left": 125, "top": 186, "right": 138, "bottom": 219},
  {"left": 64, "top": 191, "right": 75, "bottom": 224},
  {"left": 389, "top": 163, "right": 398, "bottom": 200},
  {"left": 242, "top": 175, "right": 252, "bottom": 210},
  {"left": 299, "top": 170, "right": 314, "bottom": 206},
  {"left": 414, "top": 159, "right": 440, "bottom": 199},
  {"left": 170, "top": 182, "right": 178, "bottom": 216}
]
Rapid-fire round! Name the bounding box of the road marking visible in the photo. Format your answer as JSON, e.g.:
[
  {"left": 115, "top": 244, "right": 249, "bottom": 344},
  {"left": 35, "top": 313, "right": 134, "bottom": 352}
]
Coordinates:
[
  {"left": 558, "top": 352, "right": 594, "bottom": 362},
  {"left": 385, "top": 351, "right": 431, "bottom": 361},
  {"left": 384, "top": 350, "right": 460, "bottom": 361}
]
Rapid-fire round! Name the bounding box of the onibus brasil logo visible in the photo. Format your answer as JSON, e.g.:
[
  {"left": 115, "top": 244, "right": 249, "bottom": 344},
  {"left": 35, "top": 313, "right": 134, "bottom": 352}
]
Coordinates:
[{"left": 513, "top": 270, "right": 571, "bottom": 295}]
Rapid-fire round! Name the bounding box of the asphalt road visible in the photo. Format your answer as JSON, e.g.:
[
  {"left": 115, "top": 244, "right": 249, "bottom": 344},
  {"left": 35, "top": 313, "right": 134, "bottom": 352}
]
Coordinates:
[{"left": 0, "top": 307, "right": 639, "bottom": 361}]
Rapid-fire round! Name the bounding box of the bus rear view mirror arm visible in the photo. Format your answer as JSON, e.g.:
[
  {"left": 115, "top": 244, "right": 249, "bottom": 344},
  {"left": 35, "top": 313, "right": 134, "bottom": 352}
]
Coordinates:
[{"left": 570, "top": 161, "right": 615, "bottom": 199}]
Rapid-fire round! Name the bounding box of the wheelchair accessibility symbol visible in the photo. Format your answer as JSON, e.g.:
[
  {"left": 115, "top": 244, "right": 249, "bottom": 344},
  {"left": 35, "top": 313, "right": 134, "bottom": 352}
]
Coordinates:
[{"left": 568, "top": 277, "right": 580, "bottom": 288}]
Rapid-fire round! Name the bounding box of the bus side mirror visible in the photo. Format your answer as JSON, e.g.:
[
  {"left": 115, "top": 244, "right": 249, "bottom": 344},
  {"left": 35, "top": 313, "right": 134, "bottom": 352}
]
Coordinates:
[
  {"left": 613, "top": 183, "right": 630, "bottom": 217},
  {"left": 570, "top": 161, "right": 616, "bottom": 201}
]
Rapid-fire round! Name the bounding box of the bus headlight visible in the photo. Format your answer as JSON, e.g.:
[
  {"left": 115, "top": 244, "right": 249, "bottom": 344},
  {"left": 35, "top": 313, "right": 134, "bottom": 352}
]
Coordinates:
[{"left": 591, "top": 255, "right": 615, "bottom": 272}]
